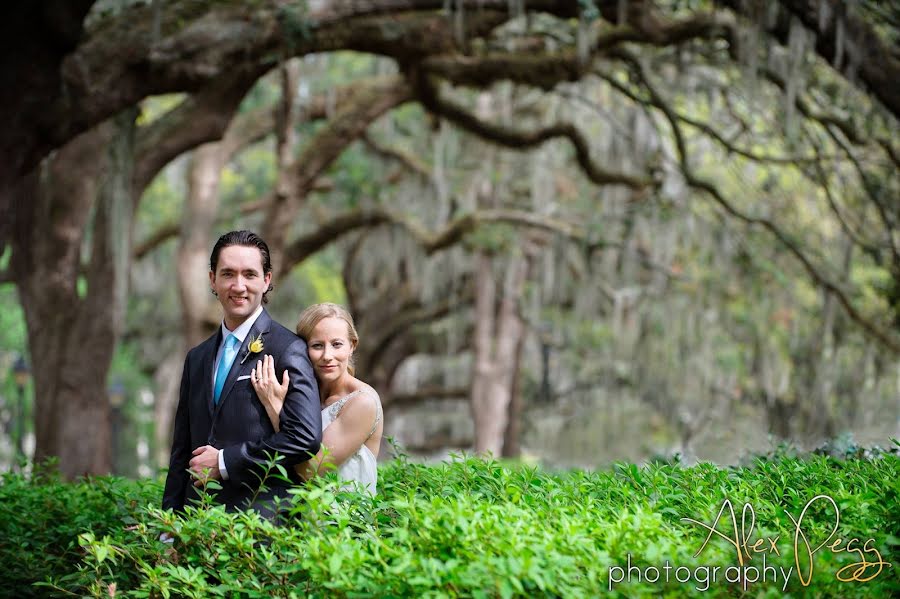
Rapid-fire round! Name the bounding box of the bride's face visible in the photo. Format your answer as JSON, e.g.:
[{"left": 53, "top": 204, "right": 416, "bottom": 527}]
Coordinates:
[{"left": 306, "top": 316, "right": 354, "bottom": 384}]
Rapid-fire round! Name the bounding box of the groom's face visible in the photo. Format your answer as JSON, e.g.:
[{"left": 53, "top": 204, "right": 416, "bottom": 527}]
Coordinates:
[{"left": 209, "top": 245, "right": 272, "bottom": 330}]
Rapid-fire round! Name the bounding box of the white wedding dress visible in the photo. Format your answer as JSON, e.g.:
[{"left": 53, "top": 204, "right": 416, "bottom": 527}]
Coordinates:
[{"left": 321, "top": 388, "right": 382, "bottom": 495}]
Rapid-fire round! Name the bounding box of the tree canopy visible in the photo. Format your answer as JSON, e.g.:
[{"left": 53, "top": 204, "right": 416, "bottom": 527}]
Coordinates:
[{"left": 0, "top": 0, "right": 897, "bottom": 475}]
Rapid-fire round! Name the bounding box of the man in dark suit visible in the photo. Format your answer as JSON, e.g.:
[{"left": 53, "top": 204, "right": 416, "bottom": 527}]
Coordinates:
[{"left": 162, "top": 230, "right": 321, "bottom": 515}]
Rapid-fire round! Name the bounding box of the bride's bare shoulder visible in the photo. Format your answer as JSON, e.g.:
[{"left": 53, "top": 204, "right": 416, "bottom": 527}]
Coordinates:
[
  {"left": 346, "top": 378, "right": 379, "bottom": 401},
  {"left": 358, "top": 382, "right": 380, "bottom": 401}
]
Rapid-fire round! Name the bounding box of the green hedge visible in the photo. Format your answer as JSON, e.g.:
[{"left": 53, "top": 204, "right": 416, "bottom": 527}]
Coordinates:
[{"left": 2, "top": 450, "right": 898, "bottom": 597}]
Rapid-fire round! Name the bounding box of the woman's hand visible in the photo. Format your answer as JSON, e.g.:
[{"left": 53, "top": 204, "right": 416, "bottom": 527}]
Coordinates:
[{"left": 251, "top": 354, "right": 289, "bottom": 431}]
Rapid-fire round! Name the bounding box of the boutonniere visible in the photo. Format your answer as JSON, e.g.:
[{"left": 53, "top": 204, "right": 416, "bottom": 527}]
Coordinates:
[{"left": 240, "top": 332, "right": 265, "bottom": 364}]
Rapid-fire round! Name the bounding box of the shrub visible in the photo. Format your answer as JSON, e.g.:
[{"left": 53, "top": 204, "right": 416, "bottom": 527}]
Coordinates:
[
  {"left": 0, "top": 462, "right": 159, "bottom": 597},
  {"left": 1, "top": 450, "right": 898, "bottom": 597}
]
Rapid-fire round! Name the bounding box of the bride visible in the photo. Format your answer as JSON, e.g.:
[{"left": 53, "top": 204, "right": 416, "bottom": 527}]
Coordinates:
[{"left": 251, "top": 303, "right": 382, "bottom": 494}]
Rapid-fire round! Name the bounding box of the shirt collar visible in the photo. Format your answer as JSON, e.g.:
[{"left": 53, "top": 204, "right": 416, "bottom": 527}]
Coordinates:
[{"left": 221, "top": 305, "right": 264, "bottom": 344}]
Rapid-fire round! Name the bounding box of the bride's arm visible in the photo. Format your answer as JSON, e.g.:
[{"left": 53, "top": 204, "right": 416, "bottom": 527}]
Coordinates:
[
  {"left": 308, "top": 392, "right": 378, "bottom": 476},
  {"left": 251, "top": 355, "right": 288, "bottom": 432},
  {"left": 253, "top": 355, "right": 316, "bottom": 479}
]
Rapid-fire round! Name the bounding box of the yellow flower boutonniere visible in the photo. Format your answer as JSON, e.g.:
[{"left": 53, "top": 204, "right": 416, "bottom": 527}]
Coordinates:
[{"left": 240, "top": 332, "right": 265, "bottom": 364}]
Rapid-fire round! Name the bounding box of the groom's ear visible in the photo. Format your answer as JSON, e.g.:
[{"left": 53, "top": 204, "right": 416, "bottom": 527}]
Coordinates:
[{"left": 208, "top": 270, "right": 216, "bottom": 288}]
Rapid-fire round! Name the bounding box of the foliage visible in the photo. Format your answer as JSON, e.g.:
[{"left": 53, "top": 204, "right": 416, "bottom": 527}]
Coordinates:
[
  {"left": 2, "top": 451, "right": 897, "bottom": 598},
  {"left": 0, "top": 249, "right": 27, "bottom": 370},
  {"left": 290, "top": 252, "right": 347, "bottom": 306},
  {"left": 0, "top": 277, "right": 31, "bottom": 460},
  {"left": 0, "top": 463, "right": 159, "bottom": 597}
]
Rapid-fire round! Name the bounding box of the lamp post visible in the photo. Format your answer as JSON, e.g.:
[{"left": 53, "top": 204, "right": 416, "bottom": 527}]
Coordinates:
[
  {"left": 539, "top": 324, "right": 553, "bottom": 403},
  {"left": 12, "top": 356, "right": 30, "bottom": 466},
  {"left": 108, "top": 380, "right": 126, "bottom": 475}
]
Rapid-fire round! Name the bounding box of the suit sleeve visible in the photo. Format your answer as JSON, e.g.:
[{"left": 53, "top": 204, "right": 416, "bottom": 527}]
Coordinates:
[
  {"left": 161, "top": 358, "right": 192, "bottom": 512},
  {"left": 221, "top": 337, "right": 321, "bottom": 486}
]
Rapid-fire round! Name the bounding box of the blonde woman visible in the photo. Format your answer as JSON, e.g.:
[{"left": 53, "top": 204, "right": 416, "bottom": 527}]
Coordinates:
[{"left": 251, "top": 303, "right": 382, "bottom": 494}]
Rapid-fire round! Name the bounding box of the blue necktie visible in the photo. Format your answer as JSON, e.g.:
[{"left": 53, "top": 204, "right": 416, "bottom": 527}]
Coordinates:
[{"left": 214, "top": 334, "right": 239, "bottom": 404}]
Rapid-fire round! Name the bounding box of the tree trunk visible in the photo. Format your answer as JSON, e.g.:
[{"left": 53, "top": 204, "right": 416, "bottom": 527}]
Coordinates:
[
  {"left": 470, "top": 251, "right": 528, "bottom": 455},
  {"left": 153, "top": 352, "right": 184, "bottom": 467},
  {"left": 11, "top": 111, "right": 136, "bottom": 478},
  {"left": 264, "top": 76, "right": 412, "bottom": 280},
  {"left": 803, "top": 237, "right": 853, "bottom": 441},
  {"left": 767, "top": 393, "right": 797, "bottom": 440},
  {"left": 501, "top": 321, "right": 527, "bottom": 458},
  {"left": 502, "top": 240, "right": 538, "bottom": 458},
  {"left": 155, "top": 142, "right": 227, "bottom": 461},
  {"left": 179, "top": 144, "right": 224, "bottom": 346}
]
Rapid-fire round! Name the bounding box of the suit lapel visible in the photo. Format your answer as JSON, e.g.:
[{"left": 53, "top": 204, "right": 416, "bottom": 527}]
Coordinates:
[
  {"left": 212, "top": 309, "right": 273, "bottom": 419},
  {"left": 203, "top": 330, "right": 223, "bottom": 417}
]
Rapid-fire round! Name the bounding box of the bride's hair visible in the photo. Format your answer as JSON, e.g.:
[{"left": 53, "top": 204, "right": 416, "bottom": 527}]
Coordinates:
[{"left": 295, "top": 303, "right": 359, "bottom": 375}]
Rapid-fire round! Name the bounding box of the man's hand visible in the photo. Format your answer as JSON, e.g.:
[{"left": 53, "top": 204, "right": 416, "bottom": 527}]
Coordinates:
[{"left": 189, "top": 445, "right": 221, "bottom": 487}]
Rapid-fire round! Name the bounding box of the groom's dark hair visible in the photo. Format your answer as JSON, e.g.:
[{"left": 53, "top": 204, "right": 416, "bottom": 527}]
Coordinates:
[{"left": 210, "top": 230, "right": 274, "bottom": 303}]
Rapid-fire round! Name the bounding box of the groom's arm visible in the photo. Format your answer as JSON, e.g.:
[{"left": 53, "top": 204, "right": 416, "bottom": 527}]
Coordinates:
[
  {"left": 221, "top": 337, "right": 321, "bottom": 486},
  {"left": 162, "top": 359, "right": 192, "bottom": 512}
]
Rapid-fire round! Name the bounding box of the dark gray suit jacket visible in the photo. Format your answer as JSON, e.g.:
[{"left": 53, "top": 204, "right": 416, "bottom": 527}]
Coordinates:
[{"left": 162, "top": 308, "right": 321, "bottom": 514}]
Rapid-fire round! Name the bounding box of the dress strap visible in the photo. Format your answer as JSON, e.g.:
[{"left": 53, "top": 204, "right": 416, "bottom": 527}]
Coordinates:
[
  {"left": 366, "top": 396, "right": 382, "bottom": 440},
  {"left": 330, "top": 390, "right": 361, "bottom": 418},
  {"left": 331, "top": 389, "right": 381, "bottom": 439}
]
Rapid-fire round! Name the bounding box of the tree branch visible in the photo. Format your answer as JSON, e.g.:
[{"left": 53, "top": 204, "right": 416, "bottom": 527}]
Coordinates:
[
  {"left": 132, "top": 76, "right": 376, "bottom": 260},
  {"left": 421, "top": 12, "right": 733, "bottom": 88},
  {"left": 265, "top": 75, "right": 414, "bottom": 278},
  {"left": 282, "top": 206, "right": 591, "bottom": 273},
  {"left": 413, "top": 71, "right": 655, "bottom": 189},
  {"left": 591, "top": 67, "right": 895, "bottom": 272},
  {"left": 133, "top": 223, "right": 179, "bottom": 260},
  {"left": 569, "top": 82, "right": 838, "bottom": 166},
  {"left": 801, "top": 128, "right": 892, "bottom": 259},
  {"left": 754, "top": 61, "right": 900, "bottom": 168},
  {"left": 30, "top": 1, "right": 517, "bottom": 175},
  {"left": 135, "top": 74, "right": 372, "bottom": 198},
  {"left": 133, "top": 73, "right": 258, "bottom": 194},
  {"left": 618, "top": 49, "right": 900, "bottom": 353},
  {"left": 751, "top": 66, "right": 899, "bottom": 259},
  {"left": 365, "top": 293, "right": 473, "bottom": 382},
  {"left": 759, "top": 0, "right": 900, "bottom": 120},
  {"left": 388, "top": 387, "right": 469, "bottom": 409},
  {"left": 361, "top": 133, "right": 431, "bottom": 179},
  {"left": 820, "top": 125, "right": 900, "bottom": 264}
]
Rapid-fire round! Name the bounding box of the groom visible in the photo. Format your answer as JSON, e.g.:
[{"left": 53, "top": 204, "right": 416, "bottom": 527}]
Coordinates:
[{"left": 162, "top": 230, "right": 321, "bottom": 515}]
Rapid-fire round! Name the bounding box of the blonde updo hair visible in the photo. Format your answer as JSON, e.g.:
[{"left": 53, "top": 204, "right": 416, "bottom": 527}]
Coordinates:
[{"left": 296, "top": 303, "right": 359, "bottom": 376}]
